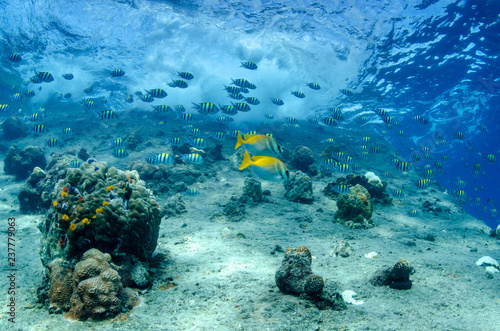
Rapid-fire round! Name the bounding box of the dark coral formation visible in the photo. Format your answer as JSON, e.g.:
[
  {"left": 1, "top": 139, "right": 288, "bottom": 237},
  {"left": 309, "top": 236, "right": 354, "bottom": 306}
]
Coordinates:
[
  {"left": 46, "top": 249, "right": 139, "bottom": 320},
  {"left": 283, "top": 171, "right": 314, "bottom": 204},
  {"left": 275, "top": 246, "right": 346, "bottom": 310},
  {"left": 370, "top": 259, "right": 415, "bottom": 290},
  {"left": 292, "top": 145, "right": 315, "bottom": 173},
  {"left": 303, "top": 275, "right": 324, "bottom": 298},
  {"left": 275, "top": 246, "right": 315, "bottom": 296},
  {"left": 222, "top": 199, "right": 246, "bottom": 222},
  {"left": 4, "top": 145, "right": 47, "bottom": 180},
  {"left": 1, "top": 116, "right": 28, "bottom": 140},
  {"left": 239, "top": 178, "right": 263, "bottom": 205},
  {"left": 38, "top": 159, "right": 161, "bottom": 268},
  {"left": 335, "top": 184, "right": 374, "bottom": 229},
  {"left": 324, "top": 173, "right": 391, "bottom": 205}
]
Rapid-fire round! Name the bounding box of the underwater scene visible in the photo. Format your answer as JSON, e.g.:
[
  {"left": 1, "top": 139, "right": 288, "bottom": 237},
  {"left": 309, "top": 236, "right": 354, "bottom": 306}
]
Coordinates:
[{"left": 0, "top": 0, "right": 499, "bottom": 330}]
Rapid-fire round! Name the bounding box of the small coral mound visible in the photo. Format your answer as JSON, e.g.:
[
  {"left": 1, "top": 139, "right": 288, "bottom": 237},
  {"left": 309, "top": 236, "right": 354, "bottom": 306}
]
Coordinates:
[
  {"left": 291, "top": 145, "right": 315, "bottom": 173},
  {"left": 304, "top": 275, "right": 324, "bottom": 298},
  {"left": 4, "top": 145, "right": 47, "bottom": 180},
  {"left": 370, "top": 259, "right": 415, "bottom": 290},
  {"left": 324, "top": 173, "right": 391, "bottom": 205},
  {"left": 1, "top": 116, "right": 28, "bottom": 140},
  {"left": 275, "top": 246, "right": 346, "bottom": 310},
  {"left": 239, "top": 178, "right": 263, "bottom": 205},
  {"left": 275, "top": 246, "right": 315, "bottom": 296},
  {"left": 283, "top": 171, "right": 314, "bottom": 204},
  {"left": 335, "top": 184, "right": 374, "bottom": 229}
]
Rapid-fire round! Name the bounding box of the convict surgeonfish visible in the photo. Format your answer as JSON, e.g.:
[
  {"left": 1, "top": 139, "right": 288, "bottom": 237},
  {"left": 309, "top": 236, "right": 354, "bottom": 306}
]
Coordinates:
[
  {"left": 238, "top": 150, "right": 289, "bottom": 182},
  {"left": 235, "top": 131, "right": 282, "bottom": 157}
]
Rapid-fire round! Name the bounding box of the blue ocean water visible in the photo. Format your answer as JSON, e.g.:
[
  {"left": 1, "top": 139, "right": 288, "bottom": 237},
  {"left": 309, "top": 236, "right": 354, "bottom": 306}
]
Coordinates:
[{"left": 0, "top": 0, "right": 498, "bottom": 228}]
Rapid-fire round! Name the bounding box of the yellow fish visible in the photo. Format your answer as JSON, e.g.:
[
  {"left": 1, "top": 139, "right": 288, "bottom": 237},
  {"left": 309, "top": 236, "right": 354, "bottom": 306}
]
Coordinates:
[
  {"left": 235, "top": 131, "right": 282, "bottom": 157},
  {"left": 238, "top": 150, "right": 289, "bottom": 182}
]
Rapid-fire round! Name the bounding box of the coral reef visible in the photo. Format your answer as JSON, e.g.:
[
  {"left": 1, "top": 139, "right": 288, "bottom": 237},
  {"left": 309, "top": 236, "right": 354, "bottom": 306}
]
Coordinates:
[
  {"left": 370, "top": 259, "right": 415, "bottom": 290},
  {"left": 222, "top": 199, "right": 246, "bottom": 222},
  {"left": 239, "top": 178, "right": 263, "bottom": 205},
  {"left": 275, "top": 246, "right": 315, "bottom": 296},
  {"left": 275, "top": 246, "right": 346, "bottom": 310},
  {"left": 324, "top": 173, "right": 391, "bottom": 205},
  {"left": 291, "top": 145, "right": 315, "bottom": 173},
  {"left": 335, "top": 184, "right": 374, "bottom": 229},
  {"left": 38, "top": 158, "right": 161, "bottom": 268},
  {"left": 303, "top": 274, "right": 324, "bottom": 298},
  {"left": 4, "top": 145, "right": 47, "bottom": 180},
  {"left": 45, "top": 249, "right": 140, "bottom": 320},
  {"left": 283, "top": 171, "right": 314, "bottom": 204},
  {"left": 1, "top": 116, "right": 28, "bottom": 140}
]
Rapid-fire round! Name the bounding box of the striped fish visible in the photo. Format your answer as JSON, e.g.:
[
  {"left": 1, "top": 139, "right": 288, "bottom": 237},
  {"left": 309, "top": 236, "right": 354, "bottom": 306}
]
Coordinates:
[
  {"left": 168, "top": 80, "right": 188, "bottom": 88},
  {"left": 110, "top": 69, "right": 125, "bottom": 77},
  {"left": 177, "top": 72, "right": 194, "bottom": 80},
  {"left": 291, "top": 91, "right": 305, "bottom": 98},
  {"left": 271, "top": 98, "right": 284, "bottom": 106},
  {"left": 306, "top": 82, "right": 321, "bottom": 90},
  {"left": 36, "top": 71, "right": 54, "bottom": 82},
  {"left": 193, "top": 102, "right": 219, "bottom": 115},
  {"left": 113, "top": 149, "right": 129, "bottom": 158},
  {"left": 8, "top": 53, "right": 22, "bottom": 62},
  {"left": 181, "top": 153, "right": 204, "bottom": 164},
  {"left": 241, "top": 61, "right": 258, "bottom": 70},
  {"left": 98, "top": 110, "right": 116, "bottom": 120},
  {"left": 231, "top": 102, "right": 251, "bottom": 112},
  {"left": 147, "top": 89, "right": 167, "bottom": 98},
  {"left": 153, "top": 105, "right": 173, "bottom": 113}
]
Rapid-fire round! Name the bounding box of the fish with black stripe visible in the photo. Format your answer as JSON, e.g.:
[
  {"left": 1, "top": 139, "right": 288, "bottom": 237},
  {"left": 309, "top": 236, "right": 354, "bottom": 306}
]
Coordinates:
[
  {"left": 8, "top": 53, "right": 22, "bottom": 62},
  {"left": 36, "top": 71, "right": 54, "bottom": 82},
  {"left": 193, "top": 102, "right": 219, "bottom": 115}
]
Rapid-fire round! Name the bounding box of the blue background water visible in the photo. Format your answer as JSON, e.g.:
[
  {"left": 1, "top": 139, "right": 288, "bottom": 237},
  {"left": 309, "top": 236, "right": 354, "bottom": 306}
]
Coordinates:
[{"left": 0, "top": 0, "right": 498, "bottom": 228}]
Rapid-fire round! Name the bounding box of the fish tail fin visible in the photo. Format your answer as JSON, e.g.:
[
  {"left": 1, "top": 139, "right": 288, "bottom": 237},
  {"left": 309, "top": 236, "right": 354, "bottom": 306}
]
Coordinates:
[
  {"left": 235, "top": 131, "right": 244, "bottom": 150},
  {"left": 238, "top": 150, "right": 253, "bottom": 170}
]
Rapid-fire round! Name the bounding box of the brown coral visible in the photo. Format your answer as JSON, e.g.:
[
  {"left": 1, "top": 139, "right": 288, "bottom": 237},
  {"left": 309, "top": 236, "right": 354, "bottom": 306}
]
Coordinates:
[
  {"left": 47, "top": 259, "right": 73, "bottom": 312},
  {"left": 64, "top": 249, "right": 124, "bottom": 320}
]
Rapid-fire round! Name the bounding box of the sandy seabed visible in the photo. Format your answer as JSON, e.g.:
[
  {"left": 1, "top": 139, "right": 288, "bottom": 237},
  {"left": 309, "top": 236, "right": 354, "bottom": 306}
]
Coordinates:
[{"left": 0, "top": 134, "right": 499, "bottom": 331}]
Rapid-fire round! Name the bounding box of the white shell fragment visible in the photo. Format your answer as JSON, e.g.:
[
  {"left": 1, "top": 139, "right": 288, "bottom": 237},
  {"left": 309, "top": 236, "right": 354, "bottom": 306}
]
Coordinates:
[
  {"left": 475, "top": 256, "right": 499, "bottom": 268},
  {"left": 475, "top": 256, "right": 500, "bottom": 274},
  {"left": 342, "top": 290, "right": 364, "bottom": 305},
  {"left": 364, "top": 252, "right": 379, "bottom": 259}
]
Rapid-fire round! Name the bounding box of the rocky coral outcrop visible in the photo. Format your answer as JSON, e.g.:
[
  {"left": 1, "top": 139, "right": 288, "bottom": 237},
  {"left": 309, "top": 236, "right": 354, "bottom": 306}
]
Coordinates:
[
  {"left": 335, "top": 184, "right": 374, "bottom": 229},
  {"left": 4, "top": 145, "right": 46, "bottom": 180},
  {"left": 275, "top": 246, "right": 346, "bottom": 310},
  {"left": 1, "top": 116, "right": 28, "bottom": 140},
  {"left": 370, "top": 259, "right": 415, "bottom": 290},
  {"left": 291, "top": 145, "right": 314, "bottom": 173},
  {"left": 283, "top": 171, "right": 314, "bottom": 204}
]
